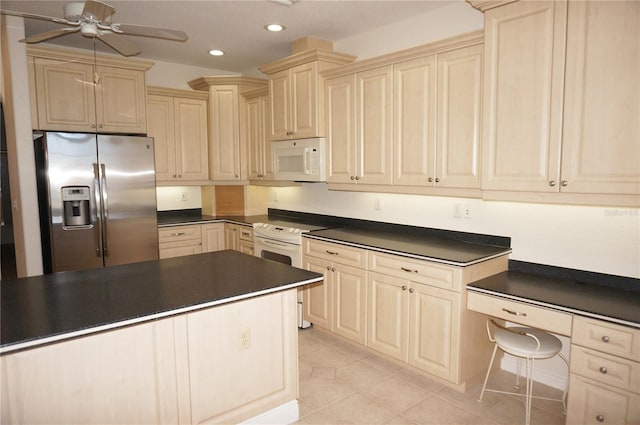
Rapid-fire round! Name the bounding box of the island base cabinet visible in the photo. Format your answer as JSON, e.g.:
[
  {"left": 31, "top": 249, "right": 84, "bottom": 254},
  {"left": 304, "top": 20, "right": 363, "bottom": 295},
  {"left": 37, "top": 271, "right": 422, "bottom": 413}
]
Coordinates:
[{"left": 0, "top": 290, "right": 299, "bottom": 425}]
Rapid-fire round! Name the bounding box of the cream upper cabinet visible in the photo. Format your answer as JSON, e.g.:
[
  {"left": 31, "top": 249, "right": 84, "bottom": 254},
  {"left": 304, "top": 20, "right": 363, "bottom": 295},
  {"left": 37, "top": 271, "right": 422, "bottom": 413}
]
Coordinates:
[
  {"left": 147, "top": 88, "right": 209, "bottom": 183},
  {"left": 188, "top": 76, "right": 268, "bottom": 182},
  {"left": 269, "top": 62, "right": 318, "bottom": 140},
  {"left": 30, "top": 50, "right": 149, "bottom": 134},
  {"left": 481, "top": 0, "right": 567, "bottom": 193},
  {"left": 560, "top": 0, "right": 640, "bottom": 196},
  {"left": 245, "top": 89, "right": 273, "bottom": 181},
  {"left": 480, "top": 0, "right": 639, "bottom": 202},
  {"left": 326, "top": 66, "right": 393, "bottom": 185}
]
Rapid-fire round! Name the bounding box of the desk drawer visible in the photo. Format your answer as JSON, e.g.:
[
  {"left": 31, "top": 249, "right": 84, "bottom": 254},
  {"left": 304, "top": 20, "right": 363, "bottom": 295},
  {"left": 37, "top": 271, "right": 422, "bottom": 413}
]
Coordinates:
[
  {"left": 571, "top": 345, "right": 639, "bottom": 394},
  {"left": 572, "top": 316, "right": 640, "bottom": 361},
  {"left": 467, "top": 292, "right": 572, "bottom": 336}
]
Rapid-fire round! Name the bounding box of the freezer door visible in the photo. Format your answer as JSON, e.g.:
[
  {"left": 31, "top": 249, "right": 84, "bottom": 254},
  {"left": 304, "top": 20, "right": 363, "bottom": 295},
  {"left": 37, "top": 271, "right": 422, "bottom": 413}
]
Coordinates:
[
  {"left": 97, "top": 135, "right": 159, "bottom": 267},
  {"left": 41, "top": 132, "right": 104, "bottom": 272}
]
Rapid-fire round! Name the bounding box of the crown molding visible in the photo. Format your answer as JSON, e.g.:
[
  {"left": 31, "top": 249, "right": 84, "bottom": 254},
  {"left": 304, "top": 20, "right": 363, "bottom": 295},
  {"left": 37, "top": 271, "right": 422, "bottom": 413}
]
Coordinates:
[
  {"left": 466, "top": 0, "right": 518, "bottom": 12},
  {"left": 26, "top": 45, "right": 154, "bottom": 71},
  {"left": 258, "top": 49, "right": 357, "bottom": 75},
  {"left": 187, "top": 76, "right": 267, "bottom": 93},
  {"left": 147, "top": 86, "right": 208, "bottom": 100}
]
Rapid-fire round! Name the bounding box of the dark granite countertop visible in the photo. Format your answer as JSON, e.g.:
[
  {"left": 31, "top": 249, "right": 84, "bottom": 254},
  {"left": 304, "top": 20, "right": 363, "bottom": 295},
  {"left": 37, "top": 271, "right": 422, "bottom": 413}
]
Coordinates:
[
  {"left": 304, "top": 227, "right": 511, "bottom": 266},
  {"left": 157, "top": 209, "right": 266, "bottom": 227},
  {"left": 0, "top": 250, "right": 322, "bottom": 354},
  {"left": 467, "top": 269, "right": 640, "bottom": 328}
]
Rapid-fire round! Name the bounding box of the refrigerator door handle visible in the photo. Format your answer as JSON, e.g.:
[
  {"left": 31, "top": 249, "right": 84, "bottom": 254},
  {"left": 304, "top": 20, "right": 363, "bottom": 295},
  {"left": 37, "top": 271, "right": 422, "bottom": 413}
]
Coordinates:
[
  {"left": 100, "top": 163, "right": 110, "bottom": 256},
  {"left": 92, "top": 163, "right": 103, "bottom": 257}
]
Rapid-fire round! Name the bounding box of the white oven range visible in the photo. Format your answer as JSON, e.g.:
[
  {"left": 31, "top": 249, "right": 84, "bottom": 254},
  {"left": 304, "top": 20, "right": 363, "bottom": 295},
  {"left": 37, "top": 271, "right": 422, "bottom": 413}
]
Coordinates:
[{"left": 253, "top": 220, "right": 329, "bottom": 328}]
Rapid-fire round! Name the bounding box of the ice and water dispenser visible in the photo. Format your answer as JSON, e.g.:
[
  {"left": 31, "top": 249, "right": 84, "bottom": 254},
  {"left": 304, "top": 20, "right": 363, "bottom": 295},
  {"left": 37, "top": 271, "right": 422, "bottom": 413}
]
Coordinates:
[{"left": 61, "top": 186, "right": 91, "bottom": 228}]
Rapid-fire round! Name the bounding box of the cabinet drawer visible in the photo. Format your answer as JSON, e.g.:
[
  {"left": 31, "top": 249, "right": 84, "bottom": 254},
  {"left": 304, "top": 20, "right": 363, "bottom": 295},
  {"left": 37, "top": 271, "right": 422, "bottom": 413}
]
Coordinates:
[
  {"left": 467, "top": 292, "right": 572, "bottom": 336},
  {"left": 566, "top": 374, "right": 640, "bottom": 425},
  {"left": 571, "top": 345, "right": 640, "bottom": 394},
  {"left": 572, "top": 316, "right": 640, "bottom": 361},
  {"left": 303, "top": 239, "right": 367, "bottom": 268},
  {"left": 158, "top": 225, "right": 202, "bottom": 243},
  {"left": 159, "top": 239, "right": 203, "bottom": 259},
  {"left": 368, "top": 251, "right": 460, "bottom": 291},
  {"left": 238, "top": 226, "right": 253, "bottom": 242}
]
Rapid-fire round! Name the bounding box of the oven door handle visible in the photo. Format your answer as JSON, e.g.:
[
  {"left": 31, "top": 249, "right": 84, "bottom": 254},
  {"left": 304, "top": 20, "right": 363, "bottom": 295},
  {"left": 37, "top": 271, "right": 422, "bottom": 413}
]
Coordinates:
[{"left": 258, "top": 238, "right": 298, "bottom": 250}]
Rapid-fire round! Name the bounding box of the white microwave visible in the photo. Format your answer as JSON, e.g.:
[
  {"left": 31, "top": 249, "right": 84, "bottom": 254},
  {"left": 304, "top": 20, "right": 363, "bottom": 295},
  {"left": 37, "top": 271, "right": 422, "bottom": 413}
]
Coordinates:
[{"left": 273, "top": 138, "right": 326, "bottom": 182}]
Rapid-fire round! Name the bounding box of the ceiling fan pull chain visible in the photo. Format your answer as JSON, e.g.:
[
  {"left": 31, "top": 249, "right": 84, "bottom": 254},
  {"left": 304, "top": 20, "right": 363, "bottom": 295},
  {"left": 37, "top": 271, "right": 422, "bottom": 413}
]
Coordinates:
[{"left": 92, "top": 38, "right": 100, "bottom": 85}]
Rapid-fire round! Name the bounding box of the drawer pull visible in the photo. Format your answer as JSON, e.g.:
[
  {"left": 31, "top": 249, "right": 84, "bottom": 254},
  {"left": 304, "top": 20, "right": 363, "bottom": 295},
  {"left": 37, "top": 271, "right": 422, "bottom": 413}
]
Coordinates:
[
  {"left": 171, "top": 232, "right": 186, "bottom": 236},
  {"left": 325, "top": 250, "right": 339, "bottom": 255},
  {"left": 502, "top": 308, "right": 527, "bottom": 317},
  {"left": 602, "top": 335, "right": 610, "bottom": 343},
  {"left": 401, "top": 267, "right": 418, "bottom": 273},
  {"left": 596, "top": 415, "right": 604, "bottom": 423},
  {"left": 599, "top": 366, "right": 608, "bottom": 374}
]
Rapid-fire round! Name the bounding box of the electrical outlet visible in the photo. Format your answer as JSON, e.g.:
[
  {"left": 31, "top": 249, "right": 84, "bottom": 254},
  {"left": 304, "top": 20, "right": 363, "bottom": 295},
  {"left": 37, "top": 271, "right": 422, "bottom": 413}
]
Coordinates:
[
  {"left": 180, "top": 191, "right": 188, "bottom": 202},
  {"left": 374, "top": 198, "right": 381, "bottom": 211},
  {"left": 238, "top": 327, "right": 251, "bottom": 350},
  {"left": 454, "top": 204, "right": 473, "bottom": 219}
]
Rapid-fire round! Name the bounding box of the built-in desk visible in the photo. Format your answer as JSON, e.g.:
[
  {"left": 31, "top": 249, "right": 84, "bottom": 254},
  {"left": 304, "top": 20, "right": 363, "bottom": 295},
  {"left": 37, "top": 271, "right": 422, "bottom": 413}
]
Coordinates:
[{"left": 467, "top": 270, "right": 640, "bottom": 425}]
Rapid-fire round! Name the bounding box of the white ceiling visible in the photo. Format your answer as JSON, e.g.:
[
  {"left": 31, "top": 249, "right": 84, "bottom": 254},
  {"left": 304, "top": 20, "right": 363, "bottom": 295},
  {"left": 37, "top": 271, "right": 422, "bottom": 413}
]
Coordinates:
[{"left": 2, "top": 0, "right": 456, "bottom": 75}]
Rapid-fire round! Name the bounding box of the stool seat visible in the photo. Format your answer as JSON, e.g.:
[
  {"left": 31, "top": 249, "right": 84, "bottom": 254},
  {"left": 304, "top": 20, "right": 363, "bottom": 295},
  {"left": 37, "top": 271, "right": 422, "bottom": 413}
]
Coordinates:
[{"left": 494, "top": 326, "right": 562, "bottom": 358}]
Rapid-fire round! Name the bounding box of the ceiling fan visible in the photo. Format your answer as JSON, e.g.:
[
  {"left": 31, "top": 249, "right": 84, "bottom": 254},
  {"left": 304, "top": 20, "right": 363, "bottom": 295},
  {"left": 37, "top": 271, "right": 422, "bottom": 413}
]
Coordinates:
[{"left": 0, "top": 0, "right": 188, "bottom": 57}]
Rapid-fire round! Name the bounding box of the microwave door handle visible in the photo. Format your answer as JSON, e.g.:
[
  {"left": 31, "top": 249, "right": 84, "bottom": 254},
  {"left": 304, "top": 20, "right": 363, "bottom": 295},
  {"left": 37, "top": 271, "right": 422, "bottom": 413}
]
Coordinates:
[{"left": 304, "top": 147, "right": 311, "bottom": 174}]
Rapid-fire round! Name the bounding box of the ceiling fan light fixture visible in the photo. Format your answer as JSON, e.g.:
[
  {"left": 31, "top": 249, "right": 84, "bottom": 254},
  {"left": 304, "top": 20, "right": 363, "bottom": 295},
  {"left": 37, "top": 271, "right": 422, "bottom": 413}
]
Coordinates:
[
  {"left": 265, "top": 23, "right": 285, "bottom": 32},
  {"left": 208, "top": 49, "right": 224, "bottom": 56}
]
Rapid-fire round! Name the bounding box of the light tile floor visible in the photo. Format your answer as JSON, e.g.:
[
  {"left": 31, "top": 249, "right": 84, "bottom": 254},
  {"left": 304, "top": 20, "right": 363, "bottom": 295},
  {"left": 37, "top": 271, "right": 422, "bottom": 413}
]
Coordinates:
[{"left": 296, "top": 327, "right": 566, "bottom": 425}]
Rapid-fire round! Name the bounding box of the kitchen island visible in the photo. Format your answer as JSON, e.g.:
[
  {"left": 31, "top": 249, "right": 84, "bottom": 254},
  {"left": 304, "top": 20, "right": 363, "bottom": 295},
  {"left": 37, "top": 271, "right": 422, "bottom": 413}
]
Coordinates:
[{"left": 1, "top": 250, "right": 323, "bottom": 424}]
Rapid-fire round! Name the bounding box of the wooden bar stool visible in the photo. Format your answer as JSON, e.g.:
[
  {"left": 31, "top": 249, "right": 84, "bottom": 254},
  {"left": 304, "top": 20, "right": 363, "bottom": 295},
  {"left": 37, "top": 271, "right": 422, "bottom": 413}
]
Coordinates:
[{"left": 477, "top": 318, "right": 568, "bottom": 425}]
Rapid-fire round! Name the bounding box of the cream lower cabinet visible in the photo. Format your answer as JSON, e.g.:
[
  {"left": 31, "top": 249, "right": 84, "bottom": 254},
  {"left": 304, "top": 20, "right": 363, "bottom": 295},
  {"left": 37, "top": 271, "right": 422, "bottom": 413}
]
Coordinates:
[
  {"left": 480, "top": 0, "right": 639, "bottom": 202},
  {"left": 29, "top": 47, "right": 150, "bottom": 134},
  {"left": 147, "top": 87, "right": 209, "bottom": 183},
  {"left": 159, "top": 223, "right": 225, "bottom": 259},
  {"left": 302, "top": 239, "right": 368, "bottom": 344},
  {"left": 201, "top": 223, "right": 225, "bottom": 253},
  {"left": 566, "top": 316, "right": 640, "bottom": 424},
  {"left": 225, "top": 224, "right": 254, "bottom": 255},
  {"left": 303, "top": 237, "right": 508, "bottom": 386}
]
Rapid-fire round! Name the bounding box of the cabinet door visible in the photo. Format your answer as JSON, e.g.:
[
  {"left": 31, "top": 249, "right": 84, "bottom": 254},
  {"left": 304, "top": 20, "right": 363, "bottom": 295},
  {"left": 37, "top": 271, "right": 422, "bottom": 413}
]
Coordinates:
[
  {"left": 561, "top": 1, "right": 640, "bottom": 195},
  {"left": 147, "top": 95, "right": 176, "bottom": 182},
  {"left": 201, "top": 223, "right": 225, "bottom": 253},
  {"left": 96, "top": 66, "right": 147, "bottom": 134},
  {"left": 394, "top": 56, "right": 437, "bottom": 186},
  {"left": 175, "top": 97, "right": 209, "bottom": 181},
  {"left": 437, "top": 45, "right": 482, "bottom": 189},
  {"left": 326, "top": 74, "right": 357, "bottom": 184},
  {"left": 408, "top": 283, "right": 460, "bottom": 381},
  {"left": 367, "top": 272, "right": 409, "bottom": 362},
  {"left": 482, "top": 1, "right": 566, "bottom": 192},
  {"left": 332, "top": 263, "right": 367, "bottom": 345},
  {"left": 246, "top": 96, "right": 262, "bottom": 179},
  {"left": 269, "top": 69, "right": 290, "bottom": 140},
  {"left": 566, "top": 374, "right": 640, "bottom": 425},
  {"left": 302, "top": 256, "right": 332, "bottom": 330},
  {"left": 261, "top": 95, "right": 274, "bottom": 179},
  {"left": 34, "top": 58, "right": 96, "bottom": 132},
  {"left": 356, "top": 65, "right": 393, "bottom": 185},
  {"left": 210, "top": 85, "right": 240, "bottom": 180},
  {"left": 224, "top": 224, "right": 239, "bottom": 251},
  {"left": 290, "top": 62, "right": 319, "bottom": 139}
]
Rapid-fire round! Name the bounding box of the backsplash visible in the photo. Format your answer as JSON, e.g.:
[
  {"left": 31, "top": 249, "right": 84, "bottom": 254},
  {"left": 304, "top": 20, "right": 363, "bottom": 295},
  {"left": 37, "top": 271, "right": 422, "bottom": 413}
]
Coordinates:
[{"left": 156, "top": 187, "right": 202, "bottom": 211}]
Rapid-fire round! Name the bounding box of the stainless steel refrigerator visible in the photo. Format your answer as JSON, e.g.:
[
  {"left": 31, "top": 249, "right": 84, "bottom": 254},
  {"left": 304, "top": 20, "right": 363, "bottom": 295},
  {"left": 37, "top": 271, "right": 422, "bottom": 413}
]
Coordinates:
[{"left": 35, "top": 131, "right": 159, "bottom": 273}]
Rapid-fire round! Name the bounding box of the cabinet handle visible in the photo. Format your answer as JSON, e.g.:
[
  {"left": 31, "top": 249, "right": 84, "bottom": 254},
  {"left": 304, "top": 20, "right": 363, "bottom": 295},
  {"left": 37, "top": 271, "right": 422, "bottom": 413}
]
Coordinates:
[
  {"left": 171, "top": 232, "right": 186, "bottom": 236},
  {"left": 602, "top": 335, "right": 610, "bottom": 343},
  {"left": 325, "top": 250, "right": 339, "bottom": 255},
  {"left": 599, "top": 367, "right": 608, "bottom": 374},
  {"left": 502, "top": 308, "right": 527, "bottom": 317},
  {"left": 549, "top": 180, "right": 556, "bottom": 187},
  {"left": 596, "top": 415, "right": 604, "bottom": 423},
  {"left": 401, "top": 267, "right": 418, "bottom": 273},
  {"left": 178, "top": 174, "right": 182, "bottom": 179},
  {"left": 402, "top": 285, "right": 407, "bottom": 291},
  {"left": 172, "top": 174, "right": 177, "bottom": 178},
  {"left": 561, "top": 180, "right": 568, "bottom": 187}
]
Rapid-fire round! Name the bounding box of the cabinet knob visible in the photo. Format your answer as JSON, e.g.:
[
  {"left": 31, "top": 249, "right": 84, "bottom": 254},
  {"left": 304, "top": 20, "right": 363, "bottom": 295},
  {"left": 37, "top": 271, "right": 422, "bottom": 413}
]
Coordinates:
[
  {"left": 409, "top": 288, "right": 414, "bottom": 293},
  {"left": 91, "top": 124, "right": 96, "bottom": 128},
  {"left": 549, "top": 180, "right": 557, "bottom": 187},
  {"left": 602, "top": 335, "right": 610, "bottom": 343},
  {"left": 286, "top": 131, "right": 294, "bottom": 136},
  {"left": 326, "top": 266, "right": 331, "bottom": 271},
  {"left": 355, "top": 176, "right": 360, "bottom": 181},
  {"left": 428, "top": 177, "right": 433, "bottom": 183},
  {"left": 178, "top": 174, "right": 182, "bottom": 179},
  {"left": 331, "top": 267, "right": 335, "bottom": 272},
  {"left": 596, "top": 415, "right": 604, "bottom": 423},
  {"left": 350, "top": 176, "right": 355, "bottom": 181},
  {"left": 172, "top": 174, "right": 177, "bottom": 178},
  {"left": 599, "top": 366, "right": 608, "bottom": 374},
  {"left": 402, "top": 285, "right": 407, "bottom": 291},
  {"left": 435, "top": 178, "right": 440, "bottom": 183},
  {"left": 98, "top": 124, "right": 103, "bottom": 128},
  {"left": 561, "top": 180, "right": 568, "bottom": 187}
]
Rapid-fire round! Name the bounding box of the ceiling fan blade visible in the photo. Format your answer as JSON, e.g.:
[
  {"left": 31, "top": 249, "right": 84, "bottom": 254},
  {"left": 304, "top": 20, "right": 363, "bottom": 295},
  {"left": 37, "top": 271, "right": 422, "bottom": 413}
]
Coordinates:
[
  {"left": 111, "top": 23, "right": 188, "bottom": 41},
  {"left": 82, "top": 0, "right": 115, "bottom": 22},
  {"left": 97, "top": 31, "right": 140, "bottom": 57},
  {"left": 20, "top": 27, "right": 81, "bottom": 44},
  {"left": 0, "top": 9, "right": 72, "bottom": 25}
]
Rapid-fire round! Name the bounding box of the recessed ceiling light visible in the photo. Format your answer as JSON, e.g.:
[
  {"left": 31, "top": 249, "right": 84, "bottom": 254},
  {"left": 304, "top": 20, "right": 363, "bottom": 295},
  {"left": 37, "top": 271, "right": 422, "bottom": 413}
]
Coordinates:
[
  {"left": 208, "top": 49, "right": 224, "bottom": 56},
  {"left": 265, "top": 24, "right": 286, "bottom": 32}
]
